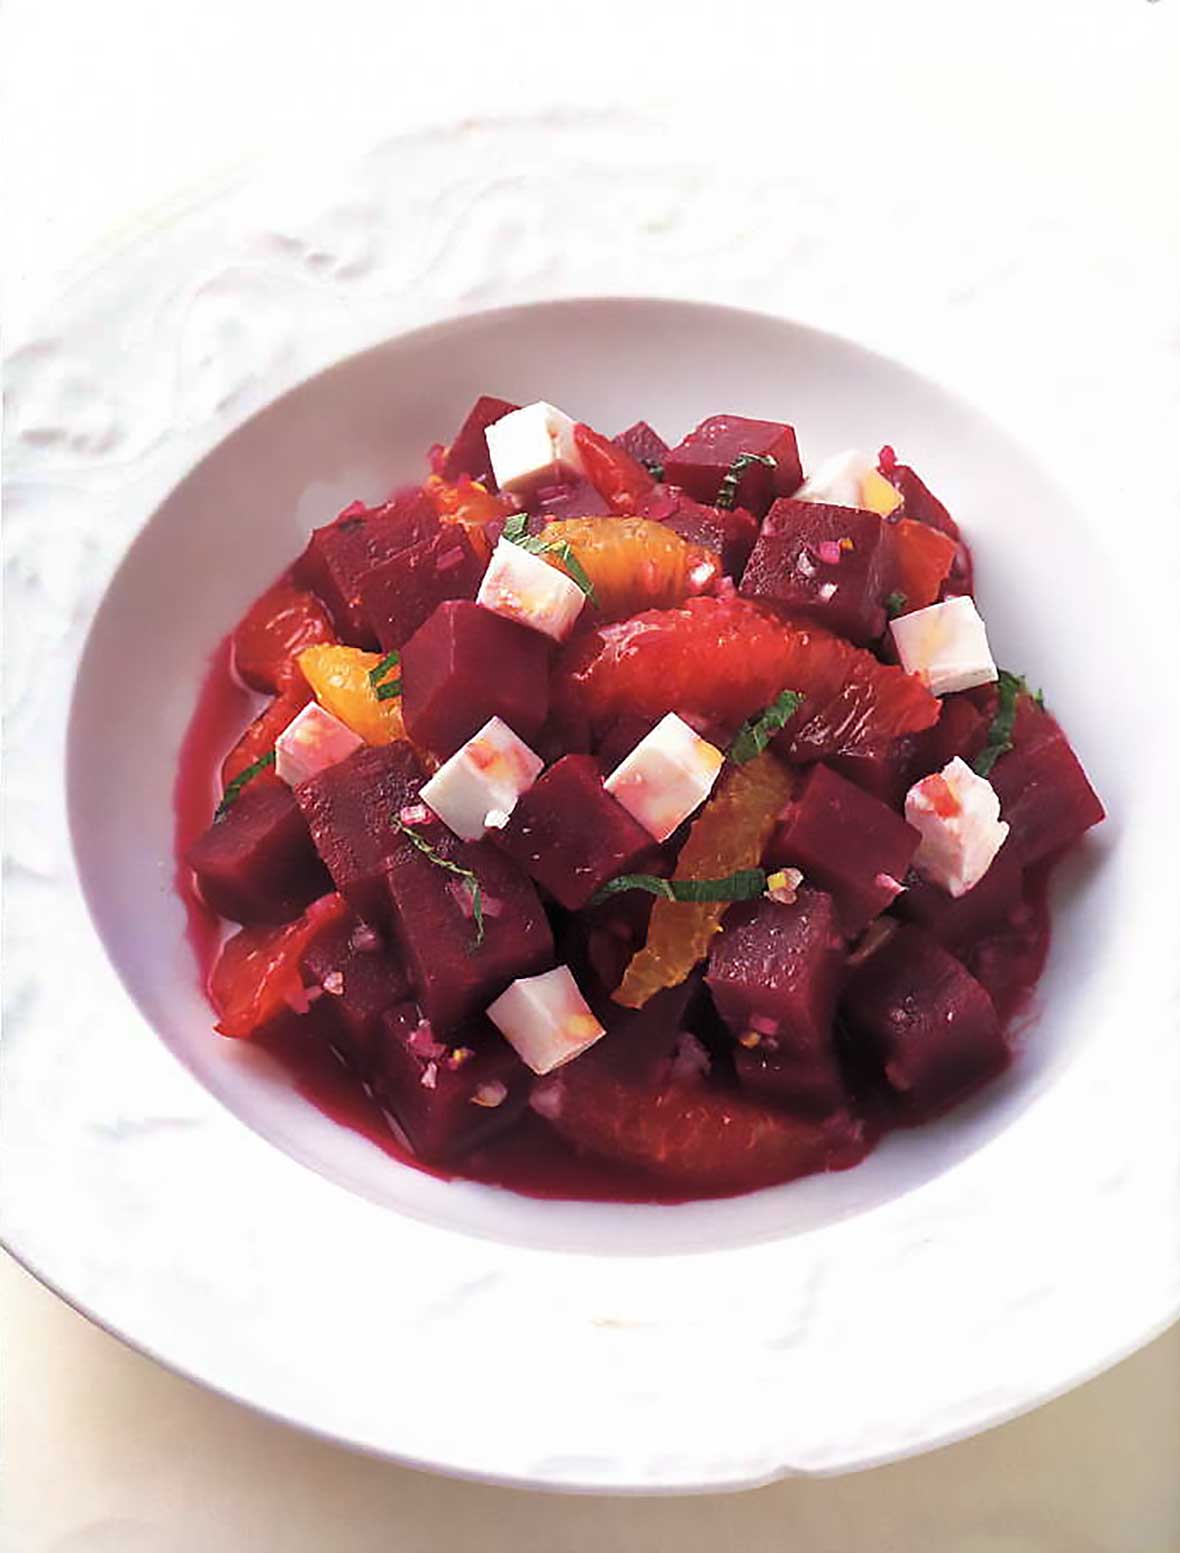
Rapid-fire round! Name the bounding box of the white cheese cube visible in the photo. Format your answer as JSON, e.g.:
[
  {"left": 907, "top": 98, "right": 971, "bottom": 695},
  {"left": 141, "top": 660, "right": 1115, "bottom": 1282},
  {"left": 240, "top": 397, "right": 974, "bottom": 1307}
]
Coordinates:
[
  {"left": 476, "top": 536, "right": 587, "bottom": 642},
  {"left": 485, "top": 400, "right": 581, "bottom": 496},
  {"left": 604, "top": 712, "right": 724, "bottom": 841},
  {"left": 274, "top": 702, "right": 364, "bottom": 787},
  {"left": 486, "top": 965, "right": 605, "bottom": 1075},
  {"left": 905, "top": 756, "right": 1010, "bottom": 898},
  {"left": 420, "top": 716, "right": 543, "bottom": 841},
  {"left": 795, "top": 448, "right": 901, "bottom": 516},
  {"left": 889, "top": 595, "right": 998, "bottom": 696}
]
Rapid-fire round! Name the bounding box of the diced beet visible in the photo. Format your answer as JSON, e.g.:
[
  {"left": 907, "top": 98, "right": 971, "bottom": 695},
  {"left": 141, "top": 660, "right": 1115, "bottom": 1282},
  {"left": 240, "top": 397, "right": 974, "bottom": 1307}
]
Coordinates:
[
  {"left": 826, "top": 742, "right": 914, "bottom": 810},
  {"left": 440, "top": 396, "right": 519, "bottom": 488},
  {"left": 529, "top": 475, "right": 609, "bottom": 521},
  {"left": 662, "top": 415, "right": 804, "bottom": 517},
  {"left": 373, "top": 1005, "right": 530, "bottom": 1161},
  {"left": 294, "top": 742, "right": 426, "bottom": 928},
  {"left": 637, "top": 486, "right": 759, "bottom": 577},
  {"left": 401, "top": 600, "right": 550, "bottom": 758},
  {"left": 581, "top": 977, "right": 702, "bottom": 1085},
  {"left": 842, "top": 924, "right": 1006, "bottom": 1115},
  {"left": 960, "top": 866, "right": 1051, "bottom": 1023},
  {"left": 384, "top": 818, "right": 554, "bottom": 1033},
  {"left": 706, "top": 891, "right": 847, "bottom": 1117},
  {"left": 767, "top": 764, "right": 919, "bottom": 937},
  {"left": 907, "top": 695, "right": 989, "bottom": 783},
  {"left": 878, "top": 451, "right": 974, "bottom": 595},
  {"left": 492, "top": 754, "right": 656, "bottom": 910},
  {"left": 613, "top": 421, "right": 670, "bottom": 471},
  {"left": 295, "top": 492, "right": 440, "bottom": 644},
  {"left": 187, "top": 781, "right": 329, "bottom": 925},
  {"left": 740, "top": 499, "right": 890, "bottom": 645},
  {"left": 988, "top": 699, "right": 1105, "bottom": 865},
  {"left": 893, "top": 843, "right": 1024, "bottom": 952},
  {"left": 355, "top": 525, "right": 485, "bottom": 652},
  {"left": 298, "top": 912, "right": 410, "bottom": 1071},
  {"left": 594, "top": 712, "right": 661, "bottom": 775}
]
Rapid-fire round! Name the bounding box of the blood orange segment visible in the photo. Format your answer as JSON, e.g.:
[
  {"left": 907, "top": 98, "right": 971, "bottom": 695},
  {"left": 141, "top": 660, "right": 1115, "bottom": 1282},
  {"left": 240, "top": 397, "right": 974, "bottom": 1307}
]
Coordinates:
[
  {"left": 559, "top": 596, "right": 939, "bottom": 755},
  {"left": 221, "top": 680, "right": 311, "bottom": 789},
  {"left": 573, "top": 422, "right": 656, "bottom": 515},
  {"left": 422, "top": 474, "right": 514, "bottom": 563},
  {"left": 887, "top": 518, "right": 957, "bottom": 612},
  {"left": 231, "top": 582, "right": 336, "bottom": 693},
  {"left": 211, "top": 893, "right": 348, "bottom": 1038},
  {"left": 615, "top": 751, "right": 795, "bottom": 1008},
  {"left": 537, "top": 517, "right": 720, "bottom": 619}
]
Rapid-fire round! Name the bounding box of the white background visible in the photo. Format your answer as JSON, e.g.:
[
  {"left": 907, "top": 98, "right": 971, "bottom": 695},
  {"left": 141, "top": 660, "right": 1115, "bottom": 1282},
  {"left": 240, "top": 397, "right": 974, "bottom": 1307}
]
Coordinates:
[{"left": 4, "top": 1, "right": 1179, "bottom": 1548}]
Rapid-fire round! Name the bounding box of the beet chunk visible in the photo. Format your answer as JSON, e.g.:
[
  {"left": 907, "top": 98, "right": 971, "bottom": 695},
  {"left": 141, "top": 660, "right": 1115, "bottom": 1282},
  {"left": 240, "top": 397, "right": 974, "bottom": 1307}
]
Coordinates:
[
  {"left": 637, "top": 486, "right": 759, "bottom": 577},
  {"left": 741, "top": 499, "right": 890, "bottom": 645},
  {"left": 767, "top": 765, "right": 920, "bottom": 936},
  {"left": 384, "top": 817, "right": 554, "bottom": 1033},
  {"left": 492, "top": 754, "right": 656, "bottom": 911},
  {"left": 878, "top": 452, "right": 974, "bottom": 595},
  {"left": 842, "top": 924, "right": 1006, "bottom": 1115},
  {"left": 440, "top": 395, "right": 519, "bottom": 488},
  {"left": 529, "top": 475, "right": 609, "bottom": 521},
  {"left": 988, "top": 700, "right": 1104, "bottom": 866},
  {"left": 294, "top": 742, "right": 426, "bottom": 929},
  {"left": 373, "top": 1006, "right": 530, "bottom": 1161},
  {"left": 906, "top": 695, "right": 989, "bottom": 783},
  {"left": 401, "top": 600, "right": 550, "bottom": 758},
  {"left": 613, "top": 421, "right": 670, "bottom": 471},
  {"left": 295, "top": 492, "right": 440, "bottom": 644},
  {"left": 355, "top": 525, "right": 485, "bottom": 652},
  {"left": 298, "top": 913, "right": 410, "bottom": 1071},
  {"left": 894, "top": 844, "right": 1025, "bottom": 953},
  {"left": 706, "top": 891, "right": 847, "bottom": 1117},
  {"left": 187, "top": 781, "right": 329, "bottom": 925},
  {"left": 662, "top": 415, "right": 804, "bottom": 517}
]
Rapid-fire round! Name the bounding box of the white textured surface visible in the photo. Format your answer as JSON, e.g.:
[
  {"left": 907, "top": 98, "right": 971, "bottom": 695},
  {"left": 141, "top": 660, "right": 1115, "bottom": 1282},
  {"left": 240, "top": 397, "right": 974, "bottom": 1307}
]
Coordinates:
[{"left": 4, "top": 0, "right": 1180, "bottom": 1538}]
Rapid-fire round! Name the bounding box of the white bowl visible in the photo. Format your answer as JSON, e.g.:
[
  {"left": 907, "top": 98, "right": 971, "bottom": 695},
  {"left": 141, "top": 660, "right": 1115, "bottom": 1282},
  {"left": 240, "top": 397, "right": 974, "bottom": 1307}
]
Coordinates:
[{"left": 6, "top": 292, "right": 1178, "bottom": 1491}]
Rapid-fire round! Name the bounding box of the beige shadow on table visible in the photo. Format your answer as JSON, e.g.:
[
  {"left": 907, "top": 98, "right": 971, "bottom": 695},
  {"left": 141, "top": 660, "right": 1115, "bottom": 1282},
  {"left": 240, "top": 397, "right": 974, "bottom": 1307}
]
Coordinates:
[{"left": 3, "top": 1253, "right": 1177, "bottom": 1553}]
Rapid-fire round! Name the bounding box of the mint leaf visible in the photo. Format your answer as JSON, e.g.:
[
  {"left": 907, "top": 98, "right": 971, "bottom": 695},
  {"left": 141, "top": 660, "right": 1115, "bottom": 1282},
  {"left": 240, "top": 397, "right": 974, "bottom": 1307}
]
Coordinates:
[
  {"left": 885, "top": 591, "right": 907, "bottom": 619},
  {"left": 715, "top": 452, "right": 776, "bottom": 512},
  {"left": 391, "top": 817, "right": 485, "bottom": 946},
  {"left": 368, "top": 649, "right": 400, "bottom": 688},
  {"left": 727, "top": 689, "right": 803, "bottom": 765},
  {"left": 973, "top": 669, "right": 1029, "bottom": 778},
  {"left": 593, "top": 868, "right": 769, "bottom": 905},
  {"left": 214, "top": 749, "right": 276, "bottom": 820}
]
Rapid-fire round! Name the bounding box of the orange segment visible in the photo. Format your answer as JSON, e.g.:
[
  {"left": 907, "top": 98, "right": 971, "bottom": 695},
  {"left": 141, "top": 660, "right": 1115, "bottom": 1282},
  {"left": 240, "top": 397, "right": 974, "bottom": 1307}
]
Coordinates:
[
  {"left": 423, "top": 474, "right": 513, "bottom": 563},
  {"left": 297, "top": 644, "right": 406, "bottom": 745},
  {"left": 615, "top": 751, "right": 795, "bottom": 1008},
  {"left": 537, "top": 517, "right": 719, "bottom": 619}
]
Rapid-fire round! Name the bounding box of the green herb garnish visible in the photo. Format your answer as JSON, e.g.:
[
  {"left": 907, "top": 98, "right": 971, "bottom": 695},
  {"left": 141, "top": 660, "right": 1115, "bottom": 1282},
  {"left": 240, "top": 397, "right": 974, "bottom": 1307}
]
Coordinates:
[
  {"left": 500, "top": 514, "right": 599, "bottom": 605},
  {"left": 593, "top": 868, "right": 770, "bottom": 906},
  {"left": 885, "top": 591, "right": 908, "bottom": 619},
  {"left": 214, "top": 749, "right": 276, "bottom": 820},
  {"left": 641, "top": 458, "right": 665, "bottom": 481},
  {"left": 727, "top": 689, "right": 804, "bottom": 765},
  {"left": 368, "top": 649, "right": 402, "bottom": 700},
  {"left": 374, "top": 680, "right": 402, "bottom": 701},
  {"left": 715, "top": 452, "right": 777, "bottom": 512},
  {"left": 973, "top": 669, "right": 1033, "bottom": 778},
  {"left": 391, "top": 817, "right": 485, "bottom": 946}
]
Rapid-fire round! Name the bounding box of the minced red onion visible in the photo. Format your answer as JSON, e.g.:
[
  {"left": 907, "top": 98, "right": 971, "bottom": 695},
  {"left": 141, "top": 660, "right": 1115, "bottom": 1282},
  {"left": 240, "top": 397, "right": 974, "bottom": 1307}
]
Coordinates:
[
  {"left": 349, "top": 924, "right": 382, "bottom": 954},
  {"left": 529, "top": 1081, "right": 564, "bottom": 1120},
  {"left": 471, "top": 1080, "right": 508, "bottom": 1109},
  {"left": 399, "top": 803, "right": 432, "bottom": 826},
  {"left": 817, "top": 540, "right": 843, "bottom": 565},
  {"left": 435, "top": 546, "right": 467, "bottom": 573},
  {"left": 408, "top": 1021, "right": 445, "bottom": 1060},
  {"left": 748, "top": 1013, "right": 780, "bottom": 1037},
  {"left": 420, "top": 1062, "right": 438, "bottom": 1091}
]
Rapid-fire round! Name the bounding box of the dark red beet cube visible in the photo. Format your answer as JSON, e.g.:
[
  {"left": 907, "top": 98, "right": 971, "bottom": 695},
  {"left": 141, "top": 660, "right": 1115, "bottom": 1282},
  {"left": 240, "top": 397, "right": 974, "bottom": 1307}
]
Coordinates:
[
  {"left": 440, "top": 396, "right": 519, "bottom": 488},
  {"left": 842, "top": 924, "right": 1006, "bottom": 1115},
  {"left": 187, "top": 781, "right": 329, "bottom": 926},
  {"left": 529, "top": 475, "right": 609, "bottom": 521},
  {"left": 492, "top": 754, "right": 656, "bottom": 910},
  {"left": 401, "top": 600, "right": 550, "bottom": 758},
  {"left": 988, "top": 700, "right": 1104, "bottom": 866},
  {"left": 907, "top": 695, "right": 989, "bottom": 783},
  {"left": 295, "top": 742, "right": 426, "bottom": 929},
  {"left": 355, "top": 525, "right": 485, "bottom": 652},
  {"left": 826, "top": 742, "right": 914, "bottom": 809},
  {"left": 373, "top": 1006, "right": 530, "bottom": 1162},
  {"left": 637, "top": 486, "right": 759, "bottom": 577},
  {"left": 298, "top": 913, "right": 410, "bottom": 1071},
  {"left": 741, "top": 499, "right": 890, "bottom": 645},
  {"left": 706, "top": 890, "right": 847, "bottom": 1117},
  {"left": 295, "top": 492, "right": 439, "bottom": 644},
  {"left": 385, "top": 818, "right": 554, "bottom": 1033},
  {"left": 768, "top": 764, "right": 920, "bottom": 937},
  {"left": 879, "top": 453, "right": 974, "bottom": 594},
  {"left": 662, "top": 415, "right": 803, "bottom": 517},
  {"left": 613, "top": 420, "right": 669, "bottom": 471},
  {"left": 893, "top": 844, "right": 1024, "bottom": 953}
]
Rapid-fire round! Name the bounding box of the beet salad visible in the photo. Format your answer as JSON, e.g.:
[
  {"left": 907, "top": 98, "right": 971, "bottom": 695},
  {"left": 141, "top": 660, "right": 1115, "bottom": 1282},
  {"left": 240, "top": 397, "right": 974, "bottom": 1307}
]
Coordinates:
[{"left": 177, "top": 396, "right": 1105, "bottom": 1201}]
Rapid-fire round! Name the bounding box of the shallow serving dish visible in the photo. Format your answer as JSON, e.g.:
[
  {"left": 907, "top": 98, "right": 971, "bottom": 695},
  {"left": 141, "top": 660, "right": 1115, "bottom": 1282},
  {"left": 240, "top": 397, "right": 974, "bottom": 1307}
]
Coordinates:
[{"left": 3, "top": 125, "right": 1177, "bottom": 1489}]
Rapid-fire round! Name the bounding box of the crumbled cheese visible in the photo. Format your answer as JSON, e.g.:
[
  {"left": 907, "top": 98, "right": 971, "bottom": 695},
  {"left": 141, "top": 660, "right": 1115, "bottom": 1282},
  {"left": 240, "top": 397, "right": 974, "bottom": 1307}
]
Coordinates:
[
  {"left": 476, "top": 536, "right": 587, "bottom": 642},
  {"left": 419, "top": 716, "right": 544, "bottom": 841},
  {"left": 486, "top": 965, "right": 605, "bottom": 1075},
  {"left": 603, "top": 712, "right": 724, "bottom": 842},
  {"left": 274, "top": 701, "right": 365, "bottom": 787},
  {"left": 795, "top": 448, "right": 902, "bottom": 516},
  {"left": 905, "top": 756, "right": 1010, "bottom": 897},
  {"left": 484, "top": 400, "right": 581, "bottom": 495},
  {"left": 889, "top": 595, "right": 998, "bottom": 696}
]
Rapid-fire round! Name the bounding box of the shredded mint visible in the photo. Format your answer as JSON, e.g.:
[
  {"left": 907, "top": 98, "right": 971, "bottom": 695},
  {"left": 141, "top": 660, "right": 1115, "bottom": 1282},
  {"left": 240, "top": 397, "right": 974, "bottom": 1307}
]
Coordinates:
[
  {"left": 374, "top": 680, "right": 403, "bottom": 701},
  {"left": 973, "top": 669, "right": 1033, "bottom": 778},
  {"left": 501, "top": 514, "right": 599, "bottom": 605},
  {"left": 885, "top": 591, "right": 908, "bottom": 619},
  {"left": 501, "top": 511, "right": 529, "bottom": 544},
  {"left": 593, "top": 868, "right": 769, "bottom": 905},
  {"left": 391, "top": 817, "right": 485, "bottom": 946},
  {"left": 715, "top": 452, "right": 776, "bottom": 512},
  {"left": 727, "top": 689, "right": 804, "bottom": 765},
  {"left": 368, "top": 649, "right": 400, "bottom": 687},
  {"left": 641, "top": 458, "right": 665, "bottom": 481},
  {"left": 214, "top": 749, "right": 276, "bottom": 820}
]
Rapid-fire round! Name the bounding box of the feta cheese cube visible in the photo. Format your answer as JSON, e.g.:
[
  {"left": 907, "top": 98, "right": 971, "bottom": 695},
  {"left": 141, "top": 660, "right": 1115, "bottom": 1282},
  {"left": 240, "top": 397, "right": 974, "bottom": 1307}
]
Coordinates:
[
  {"left": 274, "top": 702, "right": 365, "bottom": 787},
  {"left": 889, "top": 595, "right": 998, "bottom": 696},
  {"left": 419, "top": 715, "right": 543, "bottom": 840},
  {"left": 795, "top": 449, "right": 902, "bottom": 517},
  {"left": 486, "top": 965, "right": 605, "bottom": 1075},
  {"left": 477, "top": 536, "right": 587, "bottom": 642},
  {"left": 905, "top": 756, "right": 1010, "bottom": 897},
  {"left": 485, "top": 400, "right": 581, "bottom": 496},
  {"left": 604, "top": 712, "right": 724, "bottom": 841}
]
